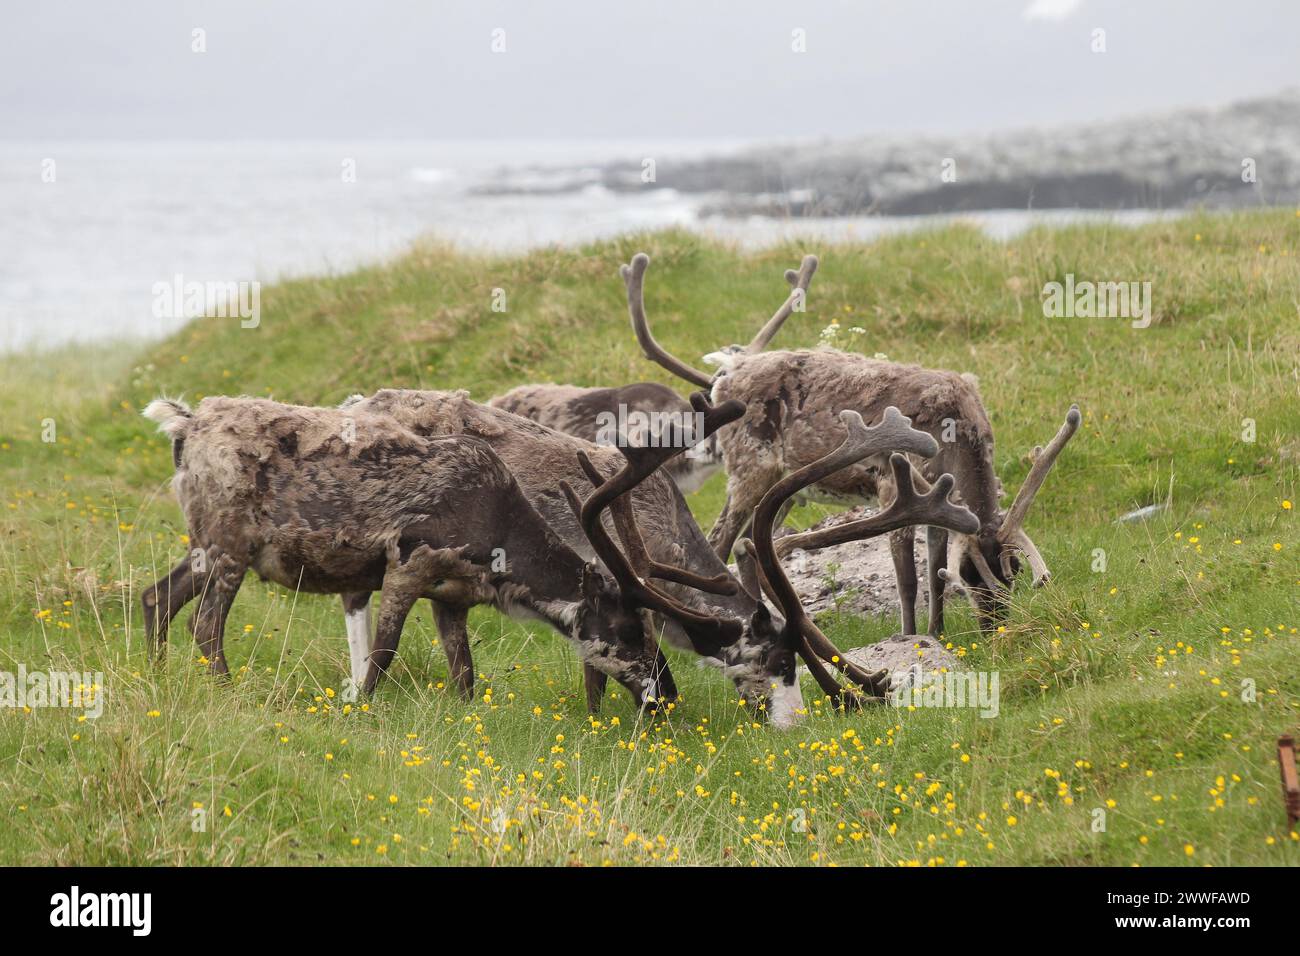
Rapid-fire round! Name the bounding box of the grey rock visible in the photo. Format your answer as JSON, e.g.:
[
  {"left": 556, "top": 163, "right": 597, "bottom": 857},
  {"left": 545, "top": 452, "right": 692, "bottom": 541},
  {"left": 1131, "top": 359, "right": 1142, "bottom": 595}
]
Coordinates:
[
  {"left": 842, "top": 634, "right": 958, "bottom": 681},
  {"left": 1116, "top": 502, "right": 1168, "bottom": 523},
  {"left": 771, "top": 505, "right": 919, "bottom": 618}
]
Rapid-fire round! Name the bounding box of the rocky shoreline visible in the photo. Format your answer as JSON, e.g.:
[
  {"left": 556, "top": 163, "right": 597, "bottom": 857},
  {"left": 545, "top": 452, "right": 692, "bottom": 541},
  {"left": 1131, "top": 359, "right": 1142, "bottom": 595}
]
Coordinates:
[{"left": 475, "top": 91, "right": 1300, "bottom": 217}]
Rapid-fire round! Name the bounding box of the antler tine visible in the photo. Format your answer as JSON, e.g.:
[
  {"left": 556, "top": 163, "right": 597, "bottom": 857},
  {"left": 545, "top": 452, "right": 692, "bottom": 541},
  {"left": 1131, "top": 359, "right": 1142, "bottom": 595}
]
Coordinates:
[
  {"left": 623, "top": 253, "right": 714, "bottom": 389},
  {"left": 575, "top": 450, "right": 652, "bottom": 576},
  {"left": 559, "top": 480, "right": 637, "bottom": 594},
  {"left": 577, "top": 450, "right": 737, "bottom": 597},
  {"left": 998, "top": 404, "right": 1081, "bottom": 541},
  {"left": 1004, "top": 526, "right": 1050, "bottom": 585},
  {"left": 745, "top": 254, "right": 819, "bottom": 353},
  {"left": 944, "top": 534, "right": 1001, "bottom": 599},
  {"left": 775, "top": 454, "right": 979, "bottom": 557},
  {"left": 750, "top": 408, "right": 937, "bottom": 701}
]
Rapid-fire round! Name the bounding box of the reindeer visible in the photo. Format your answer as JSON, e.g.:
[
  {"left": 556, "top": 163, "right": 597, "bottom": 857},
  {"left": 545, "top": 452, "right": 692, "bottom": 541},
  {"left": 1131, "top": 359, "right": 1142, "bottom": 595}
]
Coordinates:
[
  {"left": 139, "top": 395, "right": 694, "bottom": 706},
  {"left": 621, "top": 251, "right": 1080, "bottom": 636},
  {"left": 489, "top": 381, "right": 722, "bottom": 494}
]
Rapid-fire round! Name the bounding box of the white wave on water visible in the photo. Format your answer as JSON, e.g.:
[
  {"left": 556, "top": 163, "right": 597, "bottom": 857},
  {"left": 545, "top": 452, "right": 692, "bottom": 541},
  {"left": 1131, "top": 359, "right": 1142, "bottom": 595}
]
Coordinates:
[{"left": 0, "top": 139, "right": 1181, "bottom": 352}]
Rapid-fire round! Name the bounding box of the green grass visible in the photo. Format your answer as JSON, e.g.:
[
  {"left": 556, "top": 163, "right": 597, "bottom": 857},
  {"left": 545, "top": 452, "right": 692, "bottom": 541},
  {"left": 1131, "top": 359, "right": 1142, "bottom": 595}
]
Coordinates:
[{"left": 1, "top": 212, "right": 1297, "bottom": 866}]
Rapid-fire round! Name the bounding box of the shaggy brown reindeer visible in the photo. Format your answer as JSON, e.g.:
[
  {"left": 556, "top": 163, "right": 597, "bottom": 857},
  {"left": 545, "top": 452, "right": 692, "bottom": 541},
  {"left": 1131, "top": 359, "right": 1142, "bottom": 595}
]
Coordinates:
[
  {"left": 489, "top": 382, "right": 722, "bottom": 494},
  {"left": 139, "top": 395, "right": 698, "bottom": 706},
  {"left": 621, "top": 251, "right": 1080, "bottom": 636},
  {"left": 336, "top": 389, "right": 973, "bottom": 724}
]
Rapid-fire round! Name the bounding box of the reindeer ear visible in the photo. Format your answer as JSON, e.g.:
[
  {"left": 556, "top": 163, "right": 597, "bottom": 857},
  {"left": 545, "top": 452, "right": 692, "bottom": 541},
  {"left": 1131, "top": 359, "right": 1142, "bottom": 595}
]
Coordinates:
[{"left": 749, "top": 601, "right": 772, "bottom": 630}]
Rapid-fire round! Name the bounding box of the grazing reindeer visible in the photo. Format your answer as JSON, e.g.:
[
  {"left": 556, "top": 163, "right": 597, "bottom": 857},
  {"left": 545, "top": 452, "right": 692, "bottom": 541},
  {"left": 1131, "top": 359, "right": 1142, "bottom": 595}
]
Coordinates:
[
  {"left": 335, "top": 389, "right": 956, "bottom": 724},
  {"left": 490, "top": 382, "right": 723, "bottom": 494},
  {"left": 139, "top": 395, "right": 680, "bottom": 705},
  {"left": 621, "top": 251, "right": 1080, "bottom": 635}
]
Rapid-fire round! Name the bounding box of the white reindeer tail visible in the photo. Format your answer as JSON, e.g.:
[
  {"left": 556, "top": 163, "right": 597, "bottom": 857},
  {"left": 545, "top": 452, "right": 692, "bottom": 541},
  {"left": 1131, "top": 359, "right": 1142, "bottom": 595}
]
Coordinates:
[{"left": 142, "top": 397, "right": 193, "bottom": 440}]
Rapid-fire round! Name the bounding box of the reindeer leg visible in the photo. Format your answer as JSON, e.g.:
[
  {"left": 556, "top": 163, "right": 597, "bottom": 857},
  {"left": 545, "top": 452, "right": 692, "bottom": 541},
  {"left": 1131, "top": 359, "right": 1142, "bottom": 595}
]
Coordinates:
[
  {"left": 925, "top": 526, "right": 948, "bottom": 637},
  {"left": 889, "top": 527, "right": 918, "bottom": 635},
  {"left": 341, "top": 592, "right": 373, "bottom": 692},
  {"left": 187, "top": 549, "right": 246, "bottom": 677},
  {"left": 583, "top": 665, "right": 608, "bottom": 714},
  {"left": 433, "top": 601, "right": 474, "bottom": 700},
  {"left": 583, "top": 640, "right": 673, "bottom": 713},
  {"left": 709, "top": 472, "right": 778, "bottom": 561},
  {"left": 142, "top": 555, "right": 199, "bottom": 655},
  {"left": 363, "top": 546, "right": 442, "bottom": 695}
]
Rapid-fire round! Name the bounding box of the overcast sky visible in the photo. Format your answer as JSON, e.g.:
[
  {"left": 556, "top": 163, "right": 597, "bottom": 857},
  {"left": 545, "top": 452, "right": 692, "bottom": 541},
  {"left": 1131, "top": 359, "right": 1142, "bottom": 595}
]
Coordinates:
[{"left": 2, "top": 0, "right": 1295, "bottom": 141}]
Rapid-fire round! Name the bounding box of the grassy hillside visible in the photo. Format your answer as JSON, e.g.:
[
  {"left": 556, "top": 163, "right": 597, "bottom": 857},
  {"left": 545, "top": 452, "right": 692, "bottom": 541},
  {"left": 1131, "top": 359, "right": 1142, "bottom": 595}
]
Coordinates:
[{"left": 0, "top": 212, "right": 1296, "bottom": 865}]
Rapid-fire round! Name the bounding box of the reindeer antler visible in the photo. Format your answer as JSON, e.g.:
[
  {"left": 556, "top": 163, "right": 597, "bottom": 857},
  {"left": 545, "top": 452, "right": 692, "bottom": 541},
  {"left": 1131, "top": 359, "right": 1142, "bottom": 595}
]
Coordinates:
[
  {"left": 745, "top": 254, "right": 818, "bottom": 353},
  {"left": 562, "top": 392, "right": 747, "bottom": 638},
  {"left": 625, "top": 252, "right": 820, "bottom": 387},
  {"left": 623, "top": 254, "right": 715, "bottom": 388},
  {"left": 749, "top": 407, "right": 941, "bottom": 705},
  {"left": 995, "top": 404, "right": 1081, "bottom": 585},
  {"left": 775, "top": 454, "right": 979, "bottom": 557},
  {"left": 574, "top": 451, "right": 736, "bottom": 596}
]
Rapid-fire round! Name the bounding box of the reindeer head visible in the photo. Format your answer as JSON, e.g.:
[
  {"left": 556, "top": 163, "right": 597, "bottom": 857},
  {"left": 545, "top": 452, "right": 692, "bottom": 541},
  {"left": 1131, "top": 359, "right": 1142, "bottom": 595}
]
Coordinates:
[
  {"left": 569, "top": 563, "right": 677, "bottom": 707},
  {"left": 939, "top": 405, "right": 1082, "bottom": 628}
]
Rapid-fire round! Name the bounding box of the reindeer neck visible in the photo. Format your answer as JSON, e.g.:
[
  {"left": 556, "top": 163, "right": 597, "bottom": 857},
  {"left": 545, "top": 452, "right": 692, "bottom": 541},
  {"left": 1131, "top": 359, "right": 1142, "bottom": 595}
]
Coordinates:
[{"left": 498, "top": 509, "right": 587, "bottom": 626}]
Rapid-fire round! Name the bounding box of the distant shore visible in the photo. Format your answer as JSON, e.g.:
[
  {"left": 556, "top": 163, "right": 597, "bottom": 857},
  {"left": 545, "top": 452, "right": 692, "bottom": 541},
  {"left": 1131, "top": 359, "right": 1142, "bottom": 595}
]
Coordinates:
[{"left": 476, "top": 91, "right": 1300, "bottom": 217}]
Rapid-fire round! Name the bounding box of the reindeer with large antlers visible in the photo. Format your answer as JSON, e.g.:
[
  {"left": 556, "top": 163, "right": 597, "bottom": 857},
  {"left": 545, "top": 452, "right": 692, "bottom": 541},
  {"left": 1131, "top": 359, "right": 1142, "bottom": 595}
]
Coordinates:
[{"left": 621, "top": 251, "right": 1080, "bottom": 636}]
